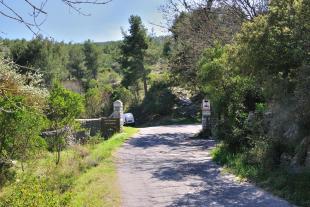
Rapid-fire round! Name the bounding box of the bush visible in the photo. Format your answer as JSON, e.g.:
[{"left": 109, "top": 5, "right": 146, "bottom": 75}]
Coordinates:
[
  {"left": 0, "top": 56, "right": 48, "bottom": 185},
  {"left": 142, "top": 82, "right": 176, "bottom": 116},
  {"left": 128, "top": 81, "right": 177, "bottom": 124}
]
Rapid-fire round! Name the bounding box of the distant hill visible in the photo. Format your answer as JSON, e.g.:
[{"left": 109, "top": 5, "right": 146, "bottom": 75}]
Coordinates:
[
  {"left": 95, "top": 35, "right": 170, "bottom": 47},
  {"left": 95, "top": 40, "right": 122, "bottom": 46}
]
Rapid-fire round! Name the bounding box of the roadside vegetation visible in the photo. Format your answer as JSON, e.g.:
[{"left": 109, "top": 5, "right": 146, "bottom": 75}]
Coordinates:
[
  {"left": 162, "top": 0, "right": 310, "bottom": 206},
  {"left": 212, "top": 145, "right": 310, "bottom": 207},
  {"left": 0, "top": 0, "right": 309, "bottom": 206},
  {"left": 0, "top": 12, "right": 189, "bottom": 206},
  {"left": 0, "top": 127, "right": 138, "bottom": 207}
]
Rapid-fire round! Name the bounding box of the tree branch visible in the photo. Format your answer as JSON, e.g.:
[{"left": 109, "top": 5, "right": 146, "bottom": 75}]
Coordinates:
[{"left": 0, "top": 0, "right": 112, "bottom": 35}]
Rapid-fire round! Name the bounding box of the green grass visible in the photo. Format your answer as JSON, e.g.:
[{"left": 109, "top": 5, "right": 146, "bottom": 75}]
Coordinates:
[
  {"left": 212, "top": 144, "right": 310, "bottom": 207},
  {"left": 69, "top": 127, "right": 138, "bottom": 207},
  {"left": 0, "top": 127, "right": 138, "bottom": 207}
]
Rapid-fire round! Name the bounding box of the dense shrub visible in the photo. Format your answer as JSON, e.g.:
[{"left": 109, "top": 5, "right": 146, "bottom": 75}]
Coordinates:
[
  {"left": 199, "top": 0, "right": 310, "bottom": 169},
  {"left": 0, "top": 56, "right": 48, "bottom": 185},
  {"left": 127, "top": 81, "right": 176, "bottom": 124},
  {"left": 141, "top": 82, "right": 176, "bottom": 116}
]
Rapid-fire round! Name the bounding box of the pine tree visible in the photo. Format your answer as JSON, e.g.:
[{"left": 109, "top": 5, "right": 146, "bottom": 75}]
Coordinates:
[{"left": 120, "top": 15, "right": 149, "bottom": 96}]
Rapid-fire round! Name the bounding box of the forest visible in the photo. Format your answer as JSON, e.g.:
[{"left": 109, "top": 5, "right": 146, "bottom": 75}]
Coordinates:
[{"left": 0, "top": 0, "right": 309, "bottom": 206}]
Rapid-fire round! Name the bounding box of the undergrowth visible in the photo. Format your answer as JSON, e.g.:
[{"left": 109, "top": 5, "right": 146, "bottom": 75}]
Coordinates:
[
  {"left": 212, "top": 144, "right": 310, "bottom": 207},
  {"left": 0, "top": 127, "right": 138, "bottom": 207}
]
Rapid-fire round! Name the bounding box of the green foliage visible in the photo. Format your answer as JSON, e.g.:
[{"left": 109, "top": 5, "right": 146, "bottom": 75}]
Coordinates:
[
  {"left": 83, "top": 40, "right": 100, "bottom": 80},
  {"left": 126, "top": 80, "right": 177, "bottom": 124},
  {"left": 198, "top": 43, "right": 262, "bottom": 151},
  {"left": 0, "top": 56, "right": 47, "bottom": 185},
  {"left": 111, "top": 86, "right": 134, "bottom": 111},
  {"left": 0, "top": 175, "right": 69, "bottom": 207},
  {"left": 195, "top": 1, "right": 310, "bottom": 205},
  {"left": 46, "top": 83, "right": 84, "bottom": 164},
  {"left": 2, "top": 37, "right": 126, "bottom": 90},
  {"left": 47, "top": 83, "right": 84, "bottom": 126},
  {"left": 294, "top": 65, "right": 310, "bottom": 136},
  {"left": 255, "top": 103, "right": 267, "bottom": 113},
  {"left": 69, "top": 127, "right": 138, "bottom": 207},
  {"left": 198, "top": 0, "right": 310, "bottom": 157},
  {"left": 85, "top": 87, "right": 103, "bottom": 117},
  {"left": 0, "top": 96, "right": 47, "bottom": 159},
  {"left": 67, "top": 45, "right": 87, "bottom": 80},
  {"left": 5, "top": 36, "right": 69, "bottom": 85},
  {"left": 84, "top": 85, "right": 112, "bottom": 117},
  {"left": 140, "top": 81, "right": 176, "bottom": 116},
  {"left": 168, "top": 6, "right": 242, "bottom": 89},
  {"left": 232, "top": 0, "right": 309, "bottom": 97},
  {"left": 120, "top": 15, "right": 149, "bottom": 95},
  {"left": 0, "top": 128, "right": 138, "bottom": 207},
  {"left": 162, "top": 40, "right": 172, "bottom": 57}
]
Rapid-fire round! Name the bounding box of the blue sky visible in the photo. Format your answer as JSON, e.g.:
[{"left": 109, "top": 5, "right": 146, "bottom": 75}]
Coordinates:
[{"left": 0, "top": 0, "right": 169, "bottom": 42}]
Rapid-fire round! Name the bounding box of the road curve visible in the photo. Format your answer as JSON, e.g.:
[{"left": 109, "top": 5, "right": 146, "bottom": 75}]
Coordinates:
[{"left": 116, "top": 125, "right": 293, "bottom": 207}]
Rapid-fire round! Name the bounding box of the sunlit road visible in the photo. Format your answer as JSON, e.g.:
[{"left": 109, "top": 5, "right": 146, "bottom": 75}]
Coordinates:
[{"left": 116, "top": 125, "right": 293, "bottom": 207}]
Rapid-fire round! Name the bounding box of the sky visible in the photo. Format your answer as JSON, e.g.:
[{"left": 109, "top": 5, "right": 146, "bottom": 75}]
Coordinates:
[{"left": 0, "top": 0, "right": 169, "bottom": 43}]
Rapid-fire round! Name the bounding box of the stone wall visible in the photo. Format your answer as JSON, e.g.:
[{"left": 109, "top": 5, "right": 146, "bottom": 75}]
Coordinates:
[
  {"left": 42, "top": 101, "right": 124, "bottom": 143},
  {"left": 77, "top": 117, "right": 121, "bottom": 138},
  {"left": 76, "top": 118, "right": 102, "bottom": 136}
]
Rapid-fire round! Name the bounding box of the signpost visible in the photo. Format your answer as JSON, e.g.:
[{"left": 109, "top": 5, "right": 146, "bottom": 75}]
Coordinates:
[{"left": 202, "top": 99, "right": 211, "bottom": 135}]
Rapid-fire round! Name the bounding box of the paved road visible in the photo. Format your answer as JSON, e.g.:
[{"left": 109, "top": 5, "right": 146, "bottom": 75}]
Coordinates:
[{"left": 116, "top": 125, "right": 293, "bottom": 207}]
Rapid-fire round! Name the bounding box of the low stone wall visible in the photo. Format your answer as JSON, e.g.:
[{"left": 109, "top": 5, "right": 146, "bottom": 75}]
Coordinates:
[
  {"left": 77, "top": 117, "right": 121, "bottom": 138},
  {"left": 41, "top": 101, "right": 124, "bottom": 143},
  {"left": 76, "top": 118, "right": 102, "bottom": 136}
]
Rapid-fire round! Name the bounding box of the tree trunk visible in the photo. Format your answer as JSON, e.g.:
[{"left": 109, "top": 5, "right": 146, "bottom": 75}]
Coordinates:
[
  {"left": 142, "top": 65, "right": 148, "bottom": 96},
  {"left": 54, "top": 122, "right": 61, "bottom": 165},
  {"left": 143, "top": 75, "right": 148, "bottom": 97},
  {"left": 56, "top": 145, "right": 61, "bottom": 165}
]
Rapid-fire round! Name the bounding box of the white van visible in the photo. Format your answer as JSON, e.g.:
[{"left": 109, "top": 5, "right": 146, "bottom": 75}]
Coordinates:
[{"left": 123, "top": 113, "right": 135, "bottom": 126}]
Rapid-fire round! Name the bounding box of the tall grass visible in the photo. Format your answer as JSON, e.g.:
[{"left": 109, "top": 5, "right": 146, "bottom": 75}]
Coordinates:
[{"left": 0, "top": 127, "right": 138, "bottom": 207}]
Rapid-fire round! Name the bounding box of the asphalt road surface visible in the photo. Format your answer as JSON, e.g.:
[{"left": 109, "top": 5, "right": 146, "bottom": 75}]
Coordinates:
[{"left": 116, "top": 125, "right": 293, "bottom": 207}]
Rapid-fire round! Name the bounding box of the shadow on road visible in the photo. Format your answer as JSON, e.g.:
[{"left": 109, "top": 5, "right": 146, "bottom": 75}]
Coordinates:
[
  {"left": 153, "top": 159, "right": 281, "bottom": 207},
  {"left": 127, "top": 132, "right": 215, "bottom": 150},
  {"left": 118, "top": 125, "right": 292, "bottom": 207}
]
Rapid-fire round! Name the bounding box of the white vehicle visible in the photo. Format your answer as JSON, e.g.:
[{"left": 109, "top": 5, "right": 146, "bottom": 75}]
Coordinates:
[{"left": 123, "top": 113, "right": 135, "bottom": 126}]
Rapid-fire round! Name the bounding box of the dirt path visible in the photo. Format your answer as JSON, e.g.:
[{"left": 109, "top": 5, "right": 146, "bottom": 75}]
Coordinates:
[{"left": 116, "top": 125, "right": 293, "bottom": 207}]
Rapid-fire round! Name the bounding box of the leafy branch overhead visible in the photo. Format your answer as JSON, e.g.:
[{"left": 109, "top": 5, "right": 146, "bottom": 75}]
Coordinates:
[{"left": 0, "top": 0, "right": 112, "bottom": 35}]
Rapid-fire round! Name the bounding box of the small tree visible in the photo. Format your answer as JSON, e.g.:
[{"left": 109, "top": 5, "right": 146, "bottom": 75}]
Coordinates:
[{"left": 46, "top": 83, "right": 84, "bottom": 165}]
